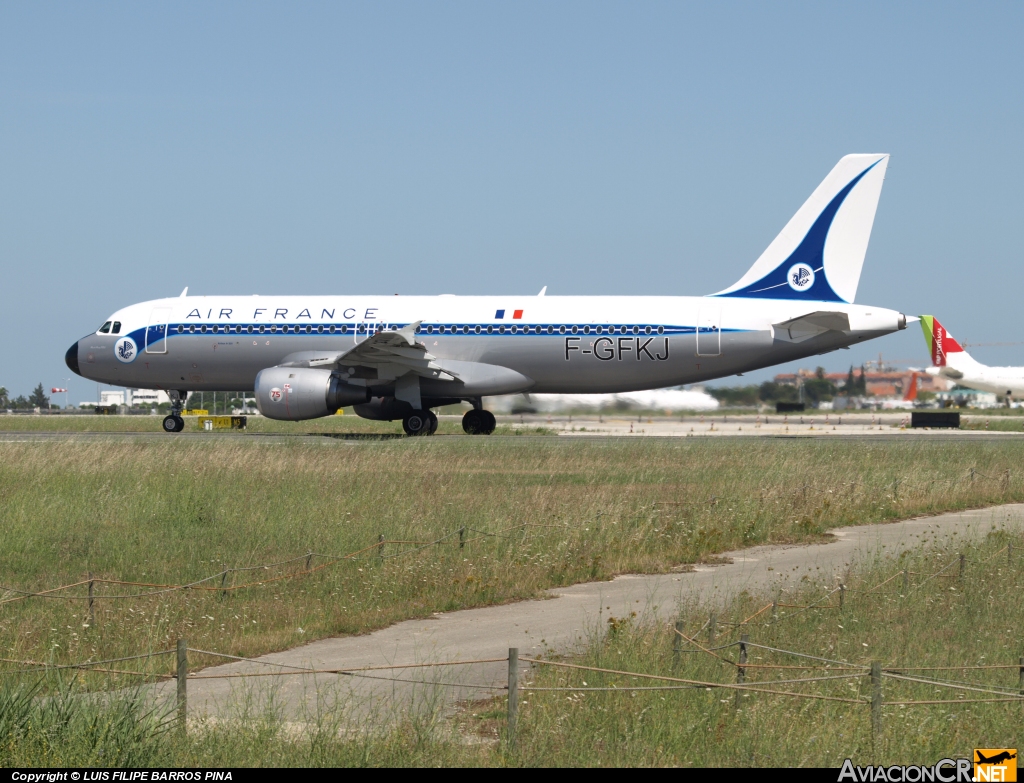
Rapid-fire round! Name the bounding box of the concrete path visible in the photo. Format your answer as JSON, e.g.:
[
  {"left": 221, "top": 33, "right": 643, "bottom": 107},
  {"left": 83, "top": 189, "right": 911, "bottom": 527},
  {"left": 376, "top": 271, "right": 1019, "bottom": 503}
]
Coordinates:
[{"left": 160, "top": 503, "right": 1024, "bottom": 722}]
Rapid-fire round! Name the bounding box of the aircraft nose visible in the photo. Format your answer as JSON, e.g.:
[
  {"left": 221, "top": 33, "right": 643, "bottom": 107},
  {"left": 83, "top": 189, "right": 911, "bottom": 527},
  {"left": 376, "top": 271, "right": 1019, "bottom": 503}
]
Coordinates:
[{"left": 65, "top": 341, "right": 81, "bottom": 376}]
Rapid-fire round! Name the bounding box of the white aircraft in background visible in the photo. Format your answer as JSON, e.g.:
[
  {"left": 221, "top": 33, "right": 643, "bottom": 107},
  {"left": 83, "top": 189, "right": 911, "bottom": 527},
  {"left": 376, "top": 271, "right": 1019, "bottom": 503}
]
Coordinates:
[
  {"left": 920, "top": 316, "right": 1024, "bottom": 399},
  {"left": 67, "top": 154, "right": 908, "bottom": 435}
]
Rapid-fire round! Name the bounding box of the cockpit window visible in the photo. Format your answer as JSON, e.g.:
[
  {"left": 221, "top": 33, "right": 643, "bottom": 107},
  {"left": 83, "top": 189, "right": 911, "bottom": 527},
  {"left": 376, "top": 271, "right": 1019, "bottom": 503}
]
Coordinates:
[
  {"left": 111, "top": 322, "right": 122, "bottom": 334},
  {"left": 98, "top": 321, "right": 112, "bottom": 334}
]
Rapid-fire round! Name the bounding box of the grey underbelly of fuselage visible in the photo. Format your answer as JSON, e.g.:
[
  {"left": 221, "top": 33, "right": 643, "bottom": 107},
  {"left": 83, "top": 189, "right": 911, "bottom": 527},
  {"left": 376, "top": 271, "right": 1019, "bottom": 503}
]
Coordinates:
[{"left": 76, "top": 327, "right": 878, "bottom": 396}]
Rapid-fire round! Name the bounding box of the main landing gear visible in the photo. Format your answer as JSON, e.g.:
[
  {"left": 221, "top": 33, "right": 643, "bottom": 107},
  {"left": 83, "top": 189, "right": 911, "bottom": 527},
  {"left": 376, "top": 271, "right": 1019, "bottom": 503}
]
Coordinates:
[
  {"left": 162, "top": 390, "right": 186, "bottom": 433},
  {"left": 462, "top": 409, "right": 496, "bottom": 435},
  {"left": 402, "top": 409, "right": 438, "bottom": 436}
]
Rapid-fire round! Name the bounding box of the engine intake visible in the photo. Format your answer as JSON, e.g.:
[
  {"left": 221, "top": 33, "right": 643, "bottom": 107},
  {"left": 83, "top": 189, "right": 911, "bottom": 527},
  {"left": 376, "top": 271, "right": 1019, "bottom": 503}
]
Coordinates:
[{"left": 255, "top": 367, "right": 369, "bottom": 421}]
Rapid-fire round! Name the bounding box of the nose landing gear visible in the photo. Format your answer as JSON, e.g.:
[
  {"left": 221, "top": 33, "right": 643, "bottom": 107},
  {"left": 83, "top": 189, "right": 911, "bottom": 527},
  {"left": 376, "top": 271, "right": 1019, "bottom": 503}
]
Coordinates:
[
  {"left": 162, "top": 415, "right": 185, "bottom": 433},
  {"left": 162, "top": 390, "right": 187, "bottom": 433}
]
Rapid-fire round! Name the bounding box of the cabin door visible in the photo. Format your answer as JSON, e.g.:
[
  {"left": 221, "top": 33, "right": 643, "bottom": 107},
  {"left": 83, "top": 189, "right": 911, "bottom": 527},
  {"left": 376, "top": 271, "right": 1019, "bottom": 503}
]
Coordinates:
[{"left": 696, "top": 307, "right": 722, "bottom": 356}]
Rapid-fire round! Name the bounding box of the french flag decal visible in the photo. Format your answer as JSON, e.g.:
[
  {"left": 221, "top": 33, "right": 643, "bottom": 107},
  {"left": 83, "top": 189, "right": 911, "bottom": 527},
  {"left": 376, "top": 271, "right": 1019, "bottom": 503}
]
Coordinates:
[{"left": 494, "top": 309, "right": 524, "bottom": 319}]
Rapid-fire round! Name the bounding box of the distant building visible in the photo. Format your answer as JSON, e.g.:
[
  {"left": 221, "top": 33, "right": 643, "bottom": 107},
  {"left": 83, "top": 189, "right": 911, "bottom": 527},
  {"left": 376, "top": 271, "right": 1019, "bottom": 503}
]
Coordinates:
[
  {"left": 78, "top": 388, "right": 171, "bottom": 408},
  {"left": 773, "top": 369, "right": 950, "bottom": 398},
  {"left": 127, "top": 388, "right": 171, "bottom": 406}
]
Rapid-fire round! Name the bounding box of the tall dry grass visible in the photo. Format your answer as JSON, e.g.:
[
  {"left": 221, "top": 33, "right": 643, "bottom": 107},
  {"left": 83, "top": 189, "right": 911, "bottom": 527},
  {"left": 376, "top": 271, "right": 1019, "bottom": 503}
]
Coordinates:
[{"left": 0, "top": 437, "right": 1022, "bottom": 683}]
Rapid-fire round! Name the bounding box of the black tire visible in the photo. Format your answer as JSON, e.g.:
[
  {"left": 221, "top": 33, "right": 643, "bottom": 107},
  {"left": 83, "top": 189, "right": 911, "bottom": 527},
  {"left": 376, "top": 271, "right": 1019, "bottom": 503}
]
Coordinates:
[
  {"left": 403, "top": 410, "right": 431, "bottom": 436},
  {"left": 480, "top": 410, "right": 496, "bottom": 434},
  {"left": 463, "top": 409, "right": 495, "bottom": 435},
  {"left": 462, "top": 409, "right": 484, "bottom": 434},
  {"left": 426, "top": 411, "right": 438, "bottom": 435},
  {"left": 163, "top": 415, "right": 182, "bottom": 433}
]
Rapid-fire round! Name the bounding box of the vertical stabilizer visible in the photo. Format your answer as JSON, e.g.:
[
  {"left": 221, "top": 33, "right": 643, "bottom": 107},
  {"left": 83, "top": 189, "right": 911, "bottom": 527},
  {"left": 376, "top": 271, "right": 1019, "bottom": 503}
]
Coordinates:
[
  {"left": 919, "top": 315, "right": 969, "bottom": 367},
  {"left": 715, "top": 154, "right": 889, "bottom": 303}
]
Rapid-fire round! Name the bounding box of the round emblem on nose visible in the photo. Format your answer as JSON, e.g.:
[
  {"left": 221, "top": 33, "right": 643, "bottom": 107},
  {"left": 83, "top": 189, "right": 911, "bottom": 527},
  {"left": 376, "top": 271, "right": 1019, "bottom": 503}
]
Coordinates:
[
  {"left": 114, "top": 336, "right": 137, "bottom": 363},
  {"left": 787, "top": 263, "right": 815, "bottom": 291}
]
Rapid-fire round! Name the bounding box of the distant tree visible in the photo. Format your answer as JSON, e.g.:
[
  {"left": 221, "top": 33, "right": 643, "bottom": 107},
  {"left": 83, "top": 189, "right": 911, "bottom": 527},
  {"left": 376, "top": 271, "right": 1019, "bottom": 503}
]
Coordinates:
[
  {"left": 28, "top": 384, "right": 50, "bottom": 409},
  {"left": 706, "top": 385, "right": 761, "bottom": 407},
  {"left": 802, "top": 368, "right": 837, "bottom": 404},
  {"left": 843, "top": 366, "right": 856, "bottom": 395},
  {"left": 758, "top": 381, "right": 799, "bottom": 404},
  {"left": 0, "top": 386, "right": 8, "bottom": 407},
  {"left": 12, "top": 395, "right": 30, "bottom": 409},
  {"left": 857, "top": 365, "right": 868, "bottom": 395}
]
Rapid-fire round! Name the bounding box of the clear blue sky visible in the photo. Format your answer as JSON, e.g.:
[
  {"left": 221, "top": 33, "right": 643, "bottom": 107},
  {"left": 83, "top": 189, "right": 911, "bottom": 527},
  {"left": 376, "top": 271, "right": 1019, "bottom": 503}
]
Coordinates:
[{"left": 1, "top": 2, "right": 1022, "bottom": 401}]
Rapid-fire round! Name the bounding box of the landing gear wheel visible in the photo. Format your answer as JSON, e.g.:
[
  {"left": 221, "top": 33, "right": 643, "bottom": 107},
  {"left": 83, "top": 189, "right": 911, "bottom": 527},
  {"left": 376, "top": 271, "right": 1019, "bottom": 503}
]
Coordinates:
[
  {"left": 162, "top": 415, "right": 185, "bottom": 433},
  {"left": 403, "top": 410, "right": 432, "bottom": 436},
  {"left": 480, "top": 410, "right": 496, "bottom": 434},
  {"left": 462, "top": 409, "right": 496, "bottom": 435},
  {"left": 426, "top": 411, "right": 438, "bottom": 435}
]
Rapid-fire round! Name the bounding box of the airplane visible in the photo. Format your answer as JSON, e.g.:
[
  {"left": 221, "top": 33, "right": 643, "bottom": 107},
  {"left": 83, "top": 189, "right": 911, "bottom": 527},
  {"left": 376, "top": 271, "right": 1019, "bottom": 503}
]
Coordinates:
[
  {"left": 879, "top": 371, "right": 920, "bottom": 410},
  {"left": 66, "top": 154, "right": 909, "bottom": 435},
  {"left": 975, "top": 751, "right": 1016, "bottom": 766},
  {"left": 920, "top": 316, "right": 1024, "bottom": 400}
]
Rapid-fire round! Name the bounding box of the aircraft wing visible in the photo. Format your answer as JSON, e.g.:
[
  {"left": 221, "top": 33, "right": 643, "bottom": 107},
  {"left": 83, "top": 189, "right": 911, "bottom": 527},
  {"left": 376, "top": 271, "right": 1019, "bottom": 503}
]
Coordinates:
[
  {"left": 773, "top": 311, "right": 851, "bottom": 343},
  {"left": 280, "top": 322, "right": 459, "bottom": 382}
]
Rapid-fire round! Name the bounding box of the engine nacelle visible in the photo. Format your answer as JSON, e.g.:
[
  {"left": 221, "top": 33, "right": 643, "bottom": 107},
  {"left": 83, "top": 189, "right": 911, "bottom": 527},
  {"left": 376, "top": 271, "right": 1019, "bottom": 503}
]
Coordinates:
[{"left": 255, "top": 367, "right": 369, "bottom": 421}]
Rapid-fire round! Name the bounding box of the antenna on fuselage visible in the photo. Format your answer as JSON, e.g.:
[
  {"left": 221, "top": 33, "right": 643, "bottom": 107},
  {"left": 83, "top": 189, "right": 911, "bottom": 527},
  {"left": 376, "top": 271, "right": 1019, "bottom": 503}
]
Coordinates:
[
  {"left": 179, "top": 287, "right": 188, "bottom": 297},
  {"left": 538, "top": 286, "right": 547, "bottom": 296}
]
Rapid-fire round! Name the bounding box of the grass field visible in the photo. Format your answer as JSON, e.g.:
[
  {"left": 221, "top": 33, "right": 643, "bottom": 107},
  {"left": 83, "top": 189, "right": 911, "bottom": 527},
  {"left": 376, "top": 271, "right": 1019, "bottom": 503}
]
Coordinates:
[
  {"left": 3, "top": 532, "right": 1020, "bottom": 766},
  {"left": 1, "top": 437, "right": 1023, "bottom": 687}
]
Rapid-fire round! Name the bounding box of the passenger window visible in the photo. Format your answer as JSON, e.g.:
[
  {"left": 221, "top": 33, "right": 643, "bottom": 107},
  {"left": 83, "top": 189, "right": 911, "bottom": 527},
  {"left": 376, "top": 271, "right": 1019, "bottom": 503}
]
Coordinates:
[
  {"left": 98, "top": 321, "right": 112, "bottom": 334},
  {"left": 111, "top": 322, "right": 122, "bottom": 334}
]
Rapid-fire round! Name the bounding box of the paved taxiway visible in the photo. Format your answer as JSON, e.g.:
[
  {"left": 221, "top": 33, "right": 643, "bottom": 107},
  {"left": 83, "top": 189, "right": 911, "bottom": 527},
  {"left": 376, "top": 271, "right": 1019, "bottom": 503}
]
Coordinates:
[{"left": 146, "top": 503, "right": 1024, "bottom": 723}]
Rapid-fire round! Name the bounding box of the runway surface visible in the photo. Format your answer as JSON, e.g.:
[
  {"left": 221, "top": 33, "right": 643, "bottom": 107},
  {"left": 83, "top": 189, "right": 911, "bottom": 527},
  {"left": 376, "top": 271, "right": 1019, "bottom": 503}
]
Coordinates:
[
  {"left": 145, "top": 503, "right": 1024, "bottom": 722},
  {"left": 1, "top": 412, "right": 1021, "bottom": 443}
]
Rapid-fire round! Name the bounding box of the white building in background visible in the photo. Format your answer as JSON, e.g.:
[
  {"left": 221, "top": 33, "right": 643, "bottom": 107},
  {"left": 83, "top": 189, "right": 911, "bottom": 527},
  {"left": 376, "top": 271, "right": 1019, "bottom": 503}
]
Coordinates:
[
  {"left": 78, "top": 389, "right": 172, "bottom": 408},
  {"left": 127, "top": 388, "right": 171, "bottom": 406}
]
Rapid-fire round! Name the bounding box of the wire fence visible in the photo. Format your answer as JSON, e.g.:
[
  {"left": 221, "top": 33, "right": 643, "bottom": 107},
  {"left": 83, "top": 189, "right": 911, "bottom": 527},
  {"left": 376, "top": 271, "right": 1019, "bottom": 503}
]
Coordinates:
[{"left": 4, "top": 539, "right": 1023, "bottom": 747}]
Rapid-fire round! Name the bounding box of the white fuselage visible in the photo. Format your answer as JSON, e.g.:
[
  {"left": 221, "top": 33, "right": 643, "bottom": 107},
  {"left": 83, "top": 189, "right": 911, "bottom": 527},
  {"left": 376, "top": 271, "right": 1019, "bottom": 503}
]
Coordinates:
[
  {"left": 927, "top": 357, "right": 1024, "bottom": 398},
  {"left": 70, "top": 294, "right": 906, "bottom": 396}
]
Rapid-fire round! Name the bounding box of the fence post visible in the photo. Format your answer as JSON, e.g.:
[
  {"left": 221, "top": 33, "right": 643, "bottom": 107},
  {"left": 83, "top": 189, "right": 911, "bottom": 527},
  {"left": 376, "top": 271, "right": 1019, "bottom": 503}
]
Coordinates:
[
  {"left": 305, "top": 551, "right": 313, "bottom": 571},
  {"left": 1003, "top": 470, "right": 1010, "bottom": 491},
  {"left": 708, "top": 612, "right": 716, "bottom": 645},
  {"left": 893, "top": 479, "right": 899, "bottom": 503},
  {"left": 177, "top": 638, "right": 188, "bottom": 732},
  {"left": 959, "top": 553, "right": 966, "bottom": 580},
  {"left": 507, "top": 648, "right": 519, "bottom": 748},
  {"left": 772, "top": 596, "right": 778, "bottom": 621},
  {"left": 1018, "top": 655, "right": 1023, "bottom": 697},
  {"left": 902, "top": 569, "right": 909, "bottom": 595},
  {"left": 673, "top": 620, "right": 684, "bottom": 669},
  {"left": 870, "top": 661, "right": 882, "bottom": 742},
  {"left": 839, "top": 584, "right": 845, "bottom": 610},
  {"left": 970, "top": 468, "right": 976, "bottom": 484},
  {"left": 459, "top": 527, "right": 466, "bottom": 550},
  {"left": 87, "top": 572, "right": 95, "bottom": 626},
  {"left": 1009, "top": 541, "right": 1014, "bottom": 566},
  {"left": 735, "top": 633, "right": 748, "bottom": 710},
  {"left": 378, "top": 533, "right": 385, "bottom": 560},
  {"left": 220, "top": 569, "right": 229, "bottom": 598}
]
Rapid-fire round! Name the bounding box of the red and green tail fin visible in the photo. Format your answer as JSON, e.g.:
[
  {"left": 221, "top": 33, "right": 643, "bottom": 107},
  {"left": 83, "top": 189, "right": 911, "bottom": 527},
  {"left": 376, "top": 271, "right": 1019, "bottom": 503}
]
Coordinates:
[{"left": 919, "top": 315, "right": 963, "bottom": 367}]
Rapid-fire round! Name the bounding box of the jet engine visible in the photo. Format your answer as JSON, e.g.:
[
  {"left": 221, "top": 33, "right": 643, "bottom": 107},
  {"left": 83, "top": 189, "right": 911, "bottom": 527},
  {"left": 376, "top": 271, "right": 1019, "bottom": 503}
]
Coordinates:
[{"left": 254, "top": 367, "right": 369, "bottom": 421}]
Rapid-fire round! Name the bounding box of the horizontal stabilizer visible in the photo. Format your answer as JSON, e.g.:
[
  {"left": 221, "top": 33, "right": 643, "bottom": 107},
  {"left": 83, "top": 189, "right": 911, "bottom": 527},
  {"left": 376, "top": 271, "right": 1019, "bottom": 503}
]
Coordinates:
[{"left": 773, "top": 311, "right": 850, "bottom": 343}]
